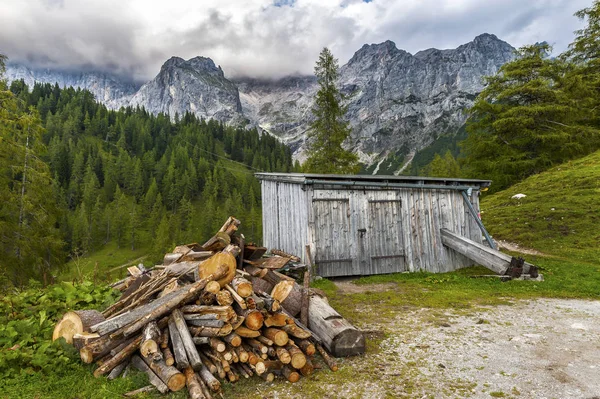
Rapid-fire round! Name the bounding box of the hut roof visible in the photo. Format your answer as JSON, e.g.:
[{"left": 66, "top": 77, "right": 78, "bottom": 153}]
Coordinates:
[{"left": 255, "top": 173, "right": 491, "bottom": 189}]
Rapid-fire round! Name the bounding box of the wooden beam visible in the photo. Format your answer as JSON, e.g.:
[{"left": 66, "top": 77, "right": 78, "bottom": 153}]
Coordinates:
[{"left": 440, "top": 229, "right": 535, "bottom": 275}]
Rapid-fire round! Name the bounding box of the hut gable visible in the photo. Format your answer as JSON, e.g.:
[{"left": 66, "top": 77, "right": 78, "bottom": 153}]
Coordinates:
[{"left": 256, "top": 173, "right": 491, "bottom": 277}]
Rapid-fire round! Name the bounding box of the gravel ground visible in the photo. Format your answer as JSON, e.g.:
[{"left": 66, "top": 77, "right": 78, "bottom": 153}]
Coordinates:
[{"left": 372, "top": 298, "right": 600, "bottom": 398}]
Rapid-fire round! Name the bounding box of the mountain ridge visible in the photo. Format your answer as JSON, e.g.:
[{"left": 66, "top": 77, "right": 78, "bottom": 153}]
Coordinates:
[{"left": 4, "top": 34, "right": 515, "bottom": 170}]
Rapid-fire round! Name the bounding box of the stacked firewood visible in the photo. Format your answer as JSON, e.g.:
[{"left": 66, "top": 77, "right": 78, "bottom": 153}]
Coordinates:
[{"left": 52, "top": 217, "right": 360, "bottom": 398}]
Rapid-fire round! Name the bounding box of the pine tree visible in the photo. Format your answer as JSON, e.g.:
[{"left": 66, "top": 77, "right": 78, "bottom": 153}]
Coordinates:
[
  {"left": 462, "top": 44, "right": 597, "bottom": 191},
  {"left": 0, "top": 58, "right": 64, "bottom": 285},
  {"left": 421, "top": 150, "right": 461, "bottom": 177},
  {"left": 304, "top": 48, "right": 360, "bottom": 174}
]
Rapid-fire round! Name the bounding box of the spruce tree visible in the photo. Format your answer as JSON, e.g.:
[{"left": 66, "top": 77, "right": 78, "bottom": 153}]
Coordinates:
[{"left": 304, "top": 48, "right": 360, "bottom": 174}]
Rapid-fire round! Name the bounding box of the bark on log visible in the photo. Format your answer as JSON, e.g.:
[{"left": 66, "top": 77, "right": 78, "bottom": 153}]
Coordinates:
[
  {"left": 248, "top": 277, "right": 274, "bottom": 296},
  {"left": 234, "top": 345, "right": 249, "bottom": 363},
  {"left": 281, "top": 323, "right": 311, "bottom": 339},
  {"left": 271, "top": 281, "right": 303, "bottom": 317},
  {"left": 107, "top": 359, "right": 129, "bottom": 380},
  {"left": 92, "top": 267, "right": 227, "bottom": 337},
  {"left": 130, "top": 355, "right": 169, "bottom": 394},
  {"left": 201, "top": 232, "right": 231, "bottom": 253},
  {"left": 308, "top": 295, "right": 365, "bottom": 357},
  {"left": 93, "top": 335, "right": 143, "bottom": 377},
  {"left": 141, "top": 352, "right": 186, "bottom": 392},
  {"left": 181, "top": 251, "right": 214, "bottom": 262},
  {"left": 162, "top": 346, "right": 175, "bottom": 366},
  {"left": 168, "top": 316, "right": 190, "bottom": 370},
  {"left": 198, "top": 364, "right": 221, "bottom": 392},
  {"left": 262, "top": 328, "right": 289, "bottom": 346},
  {"left": 184, "top": 367, "right": 206, "bottom": 399},
  {"left": 256, "top": 335, "right": 274, "bottom": 346},
  {"left": 225, "top": 284, "right": 247, "bottom": 309},
  {"left": 260, "top": 372, "right": 274, "bottom": 382},
  {"left": 292, "top": 338, "right": 316, "bottom": 356},
  {"left": 140, "top": 321, "right": 162, "bottom": 361},
  {"left": 264, "top": 313, "right": 288, "bottom": 328},
  {"left": 209, "top": 338, "right": 226, "bottom": 353},
  {"left": 198, "top": 291, "right": 216, "bottom": 306},
  {"left": 186, "top": 319, "right": 225, "bottom": 328},
  {"left": 188, "top": 324, "right": 232, "bottom": 337},
  {"left": 234, "top": 326, "right": 261, "bottom": 338},
  {"left": 72, "top": 332, "right": 100, "bottom": 351},
  {"left": 316, "top": 344, "right": 338, "bottom": 372},
  {"left": 171, "top": 309, "right": 203, "bottom": 370},
  {"left": 300, "top": 267, "right": 310, "bottom": 326},
  {"left": 53, "top": 310, "right": 105, "bottom": 344},
  {"left": 233, "top": 303, "right": 264, "bottom": 331},
  {"left": 222, "top": 332, "right": 242, "bottom": 347},
  {"left": 276, "top": 347, "right": 291, "bottom": 364},
  {"left": 181, "top": 305, "right": 236, "bottom": 322},
  {"left": 286, "top": 344, "right": 307, "bottom": 369},
  {"left": 246, "top": 338, "right": 268, "bottom": 354},
  {"left": 192, "top": 337, "right": 211, "bottom": 345},
  {"left": 231, "top": 276, "right": 253, "bottom": 298},
  {"left": 299, "top": 357, "right": 314, "bottom": 377},
  {"left": 282, "top": 365, "right": 300, "bottom": 383},
  {"left": 270, "top": 249, "right": 301, "bottom": 262}
]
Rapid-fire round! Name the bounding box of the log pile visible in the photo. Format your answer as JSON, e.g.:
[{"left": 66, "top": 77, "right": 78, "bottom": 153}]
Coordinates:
[{"left": 53, "top": 216, "right": 364, "bottom": 397}]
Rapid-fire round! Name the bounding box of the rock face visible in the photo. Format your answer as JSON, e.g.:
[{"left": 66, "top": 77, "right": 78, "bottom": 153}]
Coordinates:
[
  {"left": 4, "top": 64, "right": 138, "bottom": 109},
  {"left": 129, "top": 56, "right": 246, "bottom": 125},
  {"left": 237, "top": 34, "right": 514, "bottom": 165},
  {"left": 4, "top": 34, "right": 515, "bottom": 169}
]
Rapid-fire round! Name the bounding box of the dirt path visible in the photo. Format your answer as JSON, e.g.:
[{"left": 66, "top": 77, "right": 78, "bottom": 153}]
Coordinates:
[{"left": 257, "top": 283, "right": 600, "bottom": 399}]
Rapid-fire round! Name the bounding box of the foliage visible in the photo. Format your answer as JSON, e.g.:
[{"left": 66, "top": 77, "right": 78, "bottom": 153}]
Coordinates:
[
  {"left": 0, "top": 59, "right": 64, "bottom": 286},
  {"left": 480, "top": 149, "right": 600, "bottom": 264},
  {"left": 420, "top": 150, "right": 461, "bottom": 177},
  {"left": 0, "top": 68, "right": 294, "bottom": 284},
  {"left": 461, "top": 43, "right": 600, "bottom": 192},
  {"left": 0, "top": 281, "right": 118, "bottom": 381},
  {"left": 304, "top": 47, "right": 360, "bottom": 174}
]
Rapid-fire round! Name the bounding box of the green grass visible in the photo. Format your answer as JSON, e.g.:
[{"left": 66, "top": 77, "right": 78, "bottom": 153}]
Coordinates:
[
  {"left": 60, "top": 241, "right": 150, "bottom": 283},
  {"left": 480, "top": 150, "right": 600, "bottom": 264}
]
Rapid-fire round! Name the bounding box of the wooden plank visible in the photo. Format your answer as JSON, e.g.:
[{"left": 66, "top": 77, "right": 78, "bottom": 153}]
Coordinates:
[{"left": 440, "top": 229, "right": 535, "bottom": 275}]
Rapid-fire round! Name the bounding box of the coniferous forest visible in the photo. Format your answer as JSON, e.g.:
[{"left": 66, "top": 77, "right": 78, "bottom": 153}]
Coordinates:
[{"left": 1, "top": 78, "right": 295, "bottom": 286}]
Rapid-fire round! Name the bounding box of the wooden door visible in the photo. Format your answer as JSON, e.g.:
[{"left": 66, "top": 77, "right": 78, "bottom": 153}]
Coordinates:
[
  {"left": 367, "top": 199, "right": 406, "bottom": 274},
  {"left": 313, "top": 198, "right": 354, "bottom": 277}
]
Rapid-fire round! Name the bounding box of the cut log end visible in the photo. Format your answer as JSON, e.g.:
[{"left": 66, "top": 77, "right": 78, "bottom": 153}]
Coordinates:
[{"left": 53, "top": 310, "right": 105, "bottom": 344}]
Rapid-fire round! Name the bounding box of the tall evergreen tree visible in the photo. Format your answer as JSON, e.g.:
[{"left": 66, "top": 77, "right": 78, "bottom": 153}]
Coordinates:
[
  {"left": 304, "top": 48, "right": 360, "bottom": 174},
  {"left": 462, "top": 44, "right": 598, "bottom": 191},
  {"left": 0, "top": 55, "right": 64, "bottom": 285}
]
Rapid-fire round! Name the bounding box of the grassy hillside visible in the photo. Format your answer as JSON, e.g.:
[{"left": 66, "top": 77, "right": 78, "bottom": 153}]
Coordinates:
[{"left": 481, "top": 150, "right": 600, "bottom": 264}]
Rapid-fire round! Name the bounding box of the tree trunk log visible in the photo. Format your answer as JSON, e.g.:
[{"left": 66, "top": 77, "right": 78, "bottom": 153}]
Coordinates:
[
  {"left": 276, "top": 347, "right": 291, "bottom": 364},
  {"left": 162, "top": 346, "right": 175, "bottom": 366},
  {"left": 231, "top": 276, "right": 253, "bottom": 298},
  {"left": 181, "top": 305, "right": 236, "bottom": 322},
  {"left": 281, "top": 365, "right": 300, "bottom": 383},
  {"left": 271, "top": 281, "right": 303, "bottom": 317},
  {"left": 107, "top": 359, "right": 129, "bottom": 380},
  {"left": 171, "top": 309, "right": 203, "bottom": 370},
  {"left": 53, "top": 310, "right": 105, "bottom": 344},
  {"left": 233, "top": 303, "right": 264, "bottom": 331},
  {"left": 308, "top": 295, "right": 365, "bottom": 357},
  {"left": 168, "top": 316, "right": 190, "bottom": 370},
  {"left": 188, "top": 324, "right": 232, "bottom": 337},
  {"left": 262, "top": 328, "right": 289, "bottom": 347},
  {"left": 235, "top": 326, "right": 261, "bottom": 338},
  {"left": 140, "top": 321, "right": 162, "bottom": 361},
  {"left": 72, "top": 332, "right": 100, "bottom": 351},
  {"left": 286, "top": 344, "right": 307, "bottom": 369},
  {"left": 198, "top": 364, "right": 221, "bottom": 392},
  {"left": 204, "top": 281, "right": 221, "bottom": 294},
  {"left": 141, "top": 352, "right": 186, "bottom": 392},
  {"left": 264, "top": 313, "right": 288, "bottom": 328},
  {"left": 93, "top": 335, "right": 143, "bottom": 377},
  {"left": 292, "top": 338, "right": 315, "bottom": 356},
  {"left": 281, "top": 323, "right": 311, "bottom": 339},
  {"left": 299, "top": 357, "right": 314, "bottom": 377},
  {"left": 130, "top": 355, "right": 169, "bottom": 394},
  {"left": 92, "top": 267, "right": 227, "bottom": 337},
  {"left": 316, "top": 344, "right": 338, "bottom": 372},
  {"left": 215, "top": 290, "right": 234, "bottom": 306},
  {"left": 184, "top": 367, "right": 206, "bottom": 399}
]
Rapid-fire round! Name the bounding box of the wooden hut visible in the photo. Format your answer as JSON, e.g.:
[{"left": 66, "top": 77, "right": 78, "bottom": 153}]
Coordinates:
[{"left": 256, "top": 173, "right": 493, "bottom": 277}]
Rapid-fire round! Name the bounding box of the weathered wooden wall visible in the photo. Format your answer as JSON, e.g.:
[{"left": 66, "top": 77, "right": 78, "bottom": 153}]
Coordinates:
[
  {"left": 261, "top": 180, "right": 310, "bottom": 261},
  {"left": 261, "top": 180, "right": 485, "bottom": 277}
]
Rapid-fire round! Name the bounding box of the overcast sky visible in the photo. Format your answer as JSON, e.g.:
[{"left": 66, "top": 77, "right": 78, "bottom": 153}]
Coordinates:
[{"left": 0, "top": 0, "right": 591, "bottom": 81}]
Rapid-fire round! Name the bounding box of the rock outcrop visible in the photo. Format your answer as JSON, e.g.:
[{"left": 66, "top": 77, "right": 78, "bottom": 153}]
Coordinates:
[{"left": 5, "top": 34, "right": 515, "bottom": 169}]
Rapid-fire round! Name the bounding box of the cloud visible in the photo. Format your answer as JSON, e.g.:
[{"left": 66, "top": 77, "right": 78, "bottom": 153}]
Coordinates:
[{"left": 0, "top": 0, "right": 590, "bottom": 81}]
